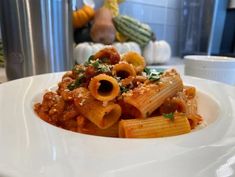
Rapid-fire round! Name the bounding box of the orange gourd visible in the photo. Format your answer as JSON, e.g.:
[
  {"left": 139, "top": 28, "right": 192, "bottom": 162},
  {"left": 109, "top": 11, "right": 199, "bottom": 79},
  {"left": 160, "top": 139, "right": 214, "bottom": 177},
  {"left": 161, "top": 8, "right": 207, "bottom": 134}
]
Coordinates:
[{"left": 73, "top": 5, "right": 95, "bottom": 29}]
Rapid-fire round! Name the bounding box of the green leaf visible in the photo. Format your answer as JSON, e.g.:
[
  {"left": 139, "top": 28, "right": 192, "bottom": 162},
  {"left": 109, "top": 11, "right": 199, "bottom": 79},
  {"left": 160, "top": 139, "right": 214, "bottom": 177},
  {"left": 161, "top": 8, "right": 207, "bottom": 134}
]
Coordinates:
[
  {"left": 143, "top": 67, "right": 151, "bottom": 75},
  {"left": 120, "top": 85, "right": 129, "bottom": 93},
  {"left": 98, "top": 65, "right": 111, "bottom": 73},
  {"left": 72, "top": 65, "right": 85, "bottom": 74},
  {"left": 163, "top": 113, "right": 174, "bottom": 120},
  {"left": 83, "top": 55, "right": 95, "bottom": 66},
  {"left": 67, "top": 83, "right": 76, "bottom": 91},
  {"left": 67, "top": 75, "right": 85, "bottom": 91},
  {"left": 148, "top": 73, "right": 161, "bottom": 81},
  {"left": 144, "top": 67, "right": 163, "bottom": 82},
  {"left": 91, "top": 60, "right": 100, "bottom": 68}
]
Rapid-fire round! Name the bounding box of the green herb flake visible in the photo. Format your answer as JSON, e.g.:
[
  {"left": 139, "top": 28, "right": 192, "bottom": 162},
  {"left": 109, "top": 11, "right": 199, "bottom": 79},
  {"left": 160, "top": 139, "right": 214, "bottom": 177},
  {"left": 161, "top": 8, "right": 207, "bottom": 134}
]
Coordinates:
[
  {"left": 163, "top": 113, "right": 174, "bottom": 120},
  {"left": 67, "top": 83, "right": 75, "bottom": 91},
  {"left": 83, "top": 55, "right": 95, "bottom": 66},
  {"left": 143, "top": 67, "right": 151, "bottom": 75},
  {"left": 99, "top": 65, "right": 111, "bottom": 73},
  {"left": 67, "top": 75, "right": 85, "bottom": 91},
  {"left": 149, "top": 73, "right": 161, "bottom": 81},
  {"left": 120, "top": 85, "right": 129, "bottom": 93},
  {"left": 91, "top": 60, "right": 100, "bottom": 68},
  {"left": 144, "top": 67, "right": 163, "bottom": 82},
  {"left": 73, "top": 68, "right": 84, "bottom": 74}
]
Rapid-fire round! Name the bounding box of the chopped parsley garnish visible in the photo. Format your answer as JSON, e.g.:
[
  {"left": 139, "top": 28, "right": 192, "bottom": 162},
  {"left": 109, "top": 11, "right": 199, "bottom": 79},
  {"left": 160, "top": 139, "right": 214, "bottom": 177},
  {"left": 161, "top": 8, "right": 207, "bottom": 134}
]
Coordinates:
[
  {"left": 86, "top": 55, "right": 110, "bottom": 65},
  {"left": 144, "top": 67, "right": 151, "bottom": 75},
  {"left": 149, "top": 73, "right": 161, "bottom": 81},
  {"left": 120, "top": 85, "right": 129, "bottom": 93},
  {"left": 98, "top": 64, "right": 111, "bottom": 73},
  {"left": 67, "top": 75, "right": 85, "bottom": 91},
  {"left": 67, "top": 82, "right": 76, "bottom": 91},
  {"left": 163, "top": 113, "right": 174, "bottom": 120},
  {"left": 143, "top": 67, "right": 163, "bottom": 82},
  {"left": 91, "top": 60, "right": 100, "bottom": 68},
  {"left": 85, "top": 59, "right": 111, "bottom": 73},
  {"left": 72, "top": 65, "right": 85, "bottom": 74},
  {"left": 84, "top": 54, "right": 112, "bottom": 73},
  {"left": 91, "top": 60, "right": 111, "bottom": 73},
  {"left": 84, "top": 56, "right": 94, "bottom": 66}
]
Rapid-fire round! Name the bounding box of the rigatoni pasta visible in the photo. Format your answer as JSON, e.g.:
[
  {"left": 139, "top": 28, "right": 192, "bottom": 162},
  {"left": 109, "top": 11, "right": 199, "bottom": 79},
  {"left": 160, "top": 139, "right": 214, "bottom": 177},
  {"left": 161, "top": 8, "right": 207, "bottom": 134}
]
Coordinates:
[
  {"left": 159, "top": 87, "right": 202, "bottom": 129},
  {"left": 77, "top": 116, "right": 119, "bottom": 137},
  {"left": 88, "top": 74, "right": 120, "bottom": 101},
  {"left": 121, "top": 51, "right": 146, "bottom": 73},
  {"left": 119, "top": 113, "right": 191, "bottom": 138},
  {"left": 185, "top": 97, "right": 203, "bottom": 129},
  {"left": 74, "top": 87, "right": 121, "bottom": 129},
  {"left": 34, "top": 47, "right": 204, "bottom": 138},
  {"left": 112, "top": 62, "right": 136, "bottom": 79},
  {"left": 121, "top": 70, "right": 183, "bottom": 118}
]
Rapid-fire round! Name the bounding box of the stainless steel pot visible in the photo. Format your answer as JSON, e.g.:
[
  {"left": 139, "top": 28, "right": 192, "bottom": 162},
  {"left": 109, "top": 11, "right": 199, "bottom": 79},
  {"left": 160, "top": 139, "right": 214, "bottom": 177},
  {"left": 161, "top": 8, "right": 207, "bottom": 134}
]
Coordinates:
[{"left": 0, "top": 0, "right": 73, "bottom": 80}]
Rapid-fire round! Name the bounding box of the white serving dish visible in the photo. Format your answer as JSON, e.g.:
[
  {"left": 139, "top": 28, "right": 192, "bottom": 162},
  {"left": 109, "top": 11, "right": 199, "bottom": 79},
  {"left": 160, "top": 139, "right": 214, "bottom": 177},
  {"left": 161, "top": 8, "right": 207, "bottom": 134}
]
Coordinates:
[{"left": 0, "top": 73, "right": 235, "bottom": 177}]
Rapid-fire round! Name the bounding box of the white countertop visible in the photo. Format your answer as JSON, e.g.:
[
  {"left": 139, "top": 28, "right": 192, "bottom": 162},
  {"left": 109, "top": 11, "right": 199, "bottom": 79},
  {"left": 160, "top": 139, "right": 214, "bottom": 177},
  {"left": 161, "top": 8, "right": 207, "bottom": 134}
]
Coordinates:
[{"left": 0, "top": 67, "right": 6, "bottom": 83}]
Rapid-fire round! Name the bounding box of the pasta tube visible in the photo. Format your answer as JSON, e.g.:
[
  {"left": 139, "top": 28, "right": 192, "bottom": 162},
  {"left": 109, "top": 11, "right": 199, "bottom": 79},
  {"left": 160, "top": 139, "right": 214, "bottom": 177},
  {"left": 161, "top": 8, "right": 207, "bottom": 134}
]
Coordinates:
[
  {"left": 159, "top": 88, "right": 202, "bottom": 129},
  {"left": 112, "top": 62, "right": 136, "bottom": 79},
  {"left": 185, "top": 97, "right": 202, "bottom": 129},
  {"left": 121, "top": 51, "right": 146, "bottom": 73},
  {"left": 94, "top": 47, "right": 120, "bottom": 64},
  {"left": 122, "top": 71, "right": 183, "bottom": 118},
  {"left": 88, "top": 74, "right": 120, "bottom": 101},
  {"left": 74, "top": 87, "right": 121, "bottom": 129},
  {"left": 77, "top": 116, "right": 119, "bottom": 137},
  {"left": 159, "top": 92, "right": 187, "bottom": 114},
  {"left": 119, "top": 113, "right": 191, "bottom": 138}
]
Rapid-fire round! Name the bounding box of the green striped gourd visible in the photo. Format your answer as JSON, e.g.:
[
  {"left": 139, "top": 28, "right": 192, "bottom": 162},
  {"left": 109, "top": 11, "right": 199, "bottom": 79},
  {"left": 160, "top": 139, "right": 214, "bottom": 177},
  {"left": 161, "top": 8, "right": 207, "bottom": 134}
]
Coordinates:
[{"left": 113, "top": 15, "right": 153, "bottom": 47}]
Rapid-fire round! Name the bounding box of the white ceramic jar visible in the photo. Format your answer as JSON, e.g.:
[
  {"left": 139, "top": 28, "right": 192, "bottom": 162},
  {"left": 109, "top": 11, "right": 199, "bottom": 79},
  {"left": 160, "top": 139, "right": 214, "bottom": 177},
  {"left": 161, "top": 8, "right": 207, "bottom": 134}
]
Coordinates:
[{"left": 184, "top": 55, "right": 235, "bottom": 85}]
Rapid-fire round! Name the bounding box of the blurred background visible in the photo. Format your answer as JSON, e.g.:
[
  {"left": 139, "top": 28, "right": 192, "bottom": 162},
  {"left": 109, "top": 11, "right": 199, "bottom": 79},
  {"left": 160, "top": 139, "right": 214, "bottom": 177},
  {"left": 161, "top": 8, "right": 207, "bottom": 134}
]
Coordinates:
[
  {"left": 74, "top": 0, "right": 233, "bottom": 57},
  {"left": 0, "top": 0, "right": 234, "bottom": 81},
  {"left": 74, "top": 0, "right": 185, "bottom": 56}
]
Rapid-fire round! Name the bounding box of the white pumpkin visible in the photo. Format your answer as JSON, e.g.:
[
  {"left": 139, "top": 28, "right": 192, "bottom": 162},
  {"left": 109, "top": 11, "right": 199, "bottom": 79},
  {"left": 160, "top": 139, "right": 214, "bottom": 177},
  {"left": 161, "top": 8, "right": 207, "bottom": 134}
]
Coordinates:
[
  {"left": 143, "top": 40, "right": 171, "bottom": 65},
  {"left": 74, "top": 42, "right": 105, "bottom": 64},
  {"left": 113, "top": 42, "right": 141, "bottom": 54},
  {"left": 74, "top": 42, "right": 141, "bottom": 64}
]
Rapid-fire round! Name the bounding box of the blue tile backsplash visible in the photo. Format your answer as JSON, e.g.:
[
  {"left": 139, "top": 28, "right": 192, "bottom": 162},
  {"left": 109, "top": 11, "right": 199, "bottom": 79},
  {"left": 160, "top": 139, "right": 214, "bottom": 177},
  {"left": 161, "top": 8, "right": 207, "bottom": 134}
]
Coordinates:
[{"left": 119, "top": 2, "right": 167, "bottom": 25}]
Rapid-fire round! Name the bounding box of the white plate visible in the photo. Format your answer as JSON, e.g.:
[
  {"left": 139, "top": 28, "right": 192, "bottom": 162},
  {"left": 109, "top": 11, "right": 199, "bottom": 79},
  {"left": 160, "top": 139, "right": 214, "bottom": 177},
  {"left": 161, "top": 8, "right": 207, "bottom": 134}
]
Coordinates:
[{"left": 0, "top": 73, "right": 235, "bottom": 177}]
